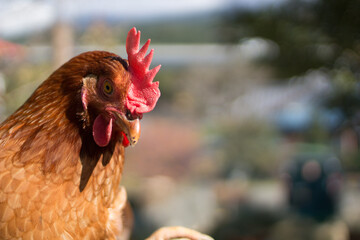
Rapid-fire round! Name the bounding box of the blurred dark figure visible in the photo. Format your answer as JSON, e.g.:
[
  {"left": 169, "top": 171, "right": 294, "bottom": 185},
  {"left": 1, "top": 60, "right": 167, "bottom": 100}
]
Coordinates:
[{"left": 283, "top": 150, "right": 342, "bottom": 221}]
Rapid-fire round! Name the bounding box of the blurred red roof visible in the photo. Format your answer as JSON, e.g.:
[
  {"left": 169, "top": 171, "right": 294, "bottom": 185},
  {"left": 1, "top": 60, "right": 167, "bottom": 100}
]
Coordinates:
[{"left": 0, "top": 39, "right": 24, "bottom": 59}]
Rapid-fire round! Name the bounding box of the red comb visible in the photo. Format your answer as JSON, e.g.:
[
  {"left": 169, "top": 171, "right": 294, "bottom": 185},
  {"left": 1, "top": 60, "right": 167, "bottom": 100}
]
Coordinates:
[{"left": 126, "top": 27, "right": 161, "bottom": 115}]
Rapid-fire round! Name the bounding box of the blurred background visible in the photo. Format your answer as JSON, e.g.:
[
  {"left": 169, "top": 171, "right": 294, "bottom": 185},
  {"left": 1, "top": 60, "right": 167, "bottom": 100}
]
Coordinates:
[{"left": 1, "top": 0, "right": 360, "bottom": 239}]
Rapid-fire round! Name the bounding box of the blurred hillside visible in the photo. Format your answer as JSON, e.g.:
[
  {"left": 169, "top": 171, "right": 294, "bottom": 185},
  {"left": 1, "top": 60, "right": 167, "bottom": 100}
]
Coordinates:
[{"left": 1, "top": 0, "right": 360, "bottom": 239}]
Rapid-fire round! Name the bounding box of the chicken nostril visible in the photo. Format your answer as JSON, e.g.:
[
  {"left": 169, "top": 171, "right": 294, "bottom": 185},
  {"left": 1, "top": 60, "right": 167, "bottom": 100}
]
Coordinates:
[
  {"left": 126, "top": 110, "right": 139, "bottom": 121},
  {"left": 125, "top": 109, "right": 144, "bottom": 121},
  {"left": 125, "top": 110, "right": 133, "bottom": 120}
]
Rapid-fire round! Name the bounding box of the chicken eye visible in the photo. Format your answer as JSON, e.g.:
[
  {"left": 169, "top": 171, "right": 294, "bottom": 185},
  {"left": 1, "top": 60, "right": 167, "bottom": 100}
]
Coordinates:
[{"left": 103, "top": 80, "right": 113, "bottom": 95}]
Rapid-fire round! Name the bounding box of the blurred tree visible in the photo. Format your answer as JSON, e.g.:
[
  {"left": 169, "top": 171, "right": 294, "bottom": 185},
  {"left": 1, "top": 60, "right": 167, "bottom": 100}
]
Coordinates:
[
  {"left": 325, "top": 69, "right": 360, "bottom": 120},
  {"left": 221, "top": 0, "right": 360, "bottom": 78}
]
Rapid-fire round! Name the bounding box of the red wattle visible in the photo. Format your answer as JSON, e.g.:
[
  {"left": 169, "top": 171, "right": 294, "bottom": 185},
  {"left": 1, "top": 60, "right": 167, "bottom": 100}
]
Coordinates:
[{"left": 93, "top": 114, "right": 113, "bottom": 147}]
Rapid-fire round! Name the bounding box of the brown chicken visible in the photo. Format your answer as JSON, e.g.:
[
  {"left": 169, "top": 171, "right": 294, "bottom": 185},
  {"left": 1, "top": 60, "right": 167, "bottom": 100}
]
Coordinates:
[{"left": 0, "top": 28, "right": 212, "bottom": 240}]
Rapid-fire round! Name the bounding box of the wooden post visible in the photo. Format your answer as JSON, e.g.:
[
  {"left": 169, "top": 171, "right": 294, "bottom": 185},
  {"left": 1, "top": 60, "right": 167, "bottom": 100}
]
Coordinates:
[{"left": 52, "top": 0, "right": 74, "bottom": 68}]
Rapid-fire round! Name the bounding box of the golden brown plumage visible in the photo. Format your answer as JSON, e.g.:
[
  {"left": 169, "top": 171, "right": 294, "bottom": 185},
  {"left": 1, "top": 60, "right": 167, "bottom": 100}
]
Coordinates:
[
  {"left": 0, "top": 28, "right": 212, "bottom": 240},
  {"left": 0, "top": 50, "right": 131, "bottom": 239}
]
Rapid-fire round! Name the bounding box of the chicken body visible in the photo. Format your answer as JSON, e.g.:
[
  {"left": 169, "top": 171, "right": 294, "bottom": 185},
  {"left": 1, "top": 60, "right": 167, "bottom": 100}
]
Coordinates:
[
  {"left": 0, "top": 51, "right": 133, "bottom": 239},
  {"left": 0, "top": 139, "right": 128, "bottom": 239}
]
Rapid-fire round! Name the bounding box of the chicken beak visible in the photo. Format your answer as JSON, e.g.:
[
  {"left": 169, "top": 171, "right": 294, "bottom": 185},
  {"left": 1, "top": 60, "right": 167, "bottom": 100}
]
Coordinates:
[{"left": 113, "top": 113, "right": 141, "bottom": 146}]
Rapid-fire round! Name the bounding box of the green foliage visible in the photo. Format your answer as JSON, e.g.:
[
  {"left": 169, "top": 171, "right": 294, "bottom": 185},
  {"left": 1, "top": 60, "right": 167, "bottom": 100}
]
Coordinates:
[
  {"left": 325, "top": 69, "right": 360, "bottom": 119},
  {"left": 221, "top": 0, "right": 360, "bottom": 78},
  {"left": 135, "top": 16, "right": 223, "bottom": 44},
  {"left": 2, "top": 63, "right": 51, "bottom": 117}
]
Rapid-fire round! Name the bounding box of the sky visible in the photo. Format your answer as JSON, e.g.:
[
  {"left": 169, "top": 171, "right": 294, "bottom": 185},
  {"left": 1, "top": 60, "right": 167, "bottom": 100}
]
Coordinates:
[{"left": 0, "top": 0, "right": 287, "bottom": 38}]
